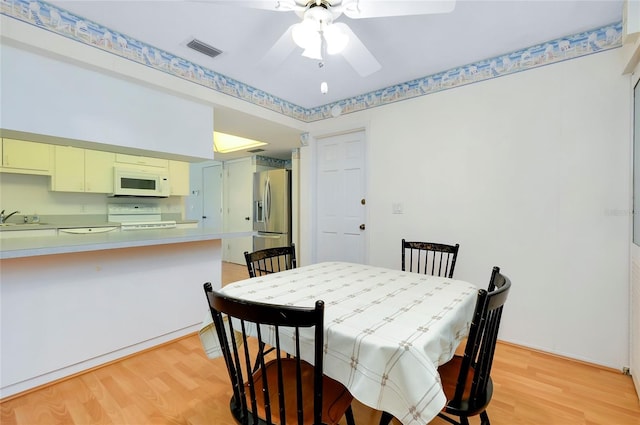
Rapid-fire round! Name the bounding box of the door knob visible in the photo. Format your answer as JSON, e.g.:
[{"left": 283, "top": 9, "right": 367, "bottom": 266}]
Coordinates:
[
  {"left": 202, "top": 216, "right": 207, "bottom": 219},
  {"left": 359, "top": 224, "right": 366, "bottom": 230},
  {"left": 245, "top": 216, "right": 250, "bottom": 220}
]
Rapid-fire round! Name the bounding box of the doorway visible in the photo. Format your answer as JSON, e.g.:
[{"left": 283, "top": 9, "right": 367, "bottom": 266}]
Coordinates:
[
  {"left": 314, "top": 131, "right": 367, "bottom": 264},
  {"left": 202, "top": 164, "right": 222, "bottom": 232},
  {"left": 223, "top": 159, "right": 253, "bottom": 264}
]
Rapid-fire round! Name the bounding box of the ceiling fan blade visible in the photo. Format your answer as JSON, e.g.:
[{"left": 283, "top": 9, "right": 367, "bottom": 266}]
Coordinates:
[
  {"left": 333, "top": 22, "right": 381, "bottom": 77},
  {"left": 342, "top": 0, "right": 456, "bottom": 19},
  {"left": 257, "top": 24, "right": 297, "bottom": 72}
]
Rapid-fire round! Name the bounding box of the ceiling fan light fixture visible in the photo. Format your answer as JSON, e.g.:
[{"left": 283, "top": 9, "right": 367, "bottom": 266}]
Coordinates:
[
  {"left": 292, "top": 19, "right": 317, "bottom": 49},
  {"left": 323, "top": 24, "right": 348, "bottom": 55},
  {"left": 292, "top": 3, "right": 347, "bottom": 58}
]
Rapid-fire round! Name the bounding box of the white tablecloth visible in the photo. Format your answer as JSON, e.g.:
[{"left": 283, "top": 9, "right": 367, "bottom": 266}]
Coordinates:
[{"left": 201, "top": 261, "right": 477, "bottom": 425}]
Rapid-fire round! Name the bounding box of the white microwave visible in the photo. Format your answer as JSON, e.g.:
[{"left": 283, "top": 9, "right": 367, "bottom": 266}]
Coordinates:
[{"left": 112, "top": 168, "right": 170, "bottom": 197}]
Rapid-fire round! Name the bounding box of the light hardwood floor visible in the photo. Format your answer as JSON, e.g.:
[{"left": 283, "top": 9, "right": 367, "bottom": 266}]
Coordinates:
[{"left": 1, "top": 262, "right": 638, "bottom": 424}]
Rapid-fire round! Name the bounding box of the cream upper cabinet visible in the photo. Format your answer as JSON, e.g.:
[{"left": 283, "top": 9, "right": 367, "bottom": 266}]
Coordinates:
[
  {"left": 51, "top": 147, "right": 115, "bottom": 193},
  {"left": 1, "top": 138, "right": 53, "bottom": 175},
  {"left": 52, "top": 145, "right": 85, "bottom": 192},
  {"left": 168, "top": 160, "right": 190, "bottom": 196},
  {"left": 115, "top": 153, "right": 168, "bottom": 169},
  {"left": 85, "top": 150, "right": 115, "bottom": 193}
]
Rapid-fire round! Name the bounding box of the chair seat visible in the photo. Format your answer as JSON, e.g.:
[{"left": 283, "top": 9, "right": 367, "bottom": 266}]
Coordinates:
[
  {"left": 247, "top": 357, "right": 353, "bottom": 425},
  {"left": 438, "top": 355, "right": 493, "bottom": 417}
]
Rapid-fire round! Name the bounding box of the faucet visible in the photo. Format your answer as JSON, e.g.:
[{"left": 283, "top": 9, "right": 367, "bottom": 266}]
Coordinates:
[{"left": 0, "top": 210, "right": 20, "bottom": 224}]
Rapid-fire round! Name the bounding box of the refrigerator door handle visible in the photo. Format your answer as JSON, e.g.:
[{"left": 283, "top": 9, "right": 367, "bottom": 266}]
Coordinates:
[
  {"left": 265, "top": 177, "right": 271, "bottom": 226},
  {"left": 255, "top": 233, "right": 282, "bottom": 239}
]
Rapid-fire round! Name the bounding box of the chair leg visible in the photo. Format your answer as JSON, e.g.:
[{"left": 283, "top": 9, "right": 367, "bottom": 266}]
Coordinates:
[
  {"left": 480, "top": 411, "right": 490, "bottom": 425},
  {"left": 345, "top": 405, "right": 356, "bottom": 425},
  {"left": 379, "top": 411, "right": 394, "bottom": 425}
]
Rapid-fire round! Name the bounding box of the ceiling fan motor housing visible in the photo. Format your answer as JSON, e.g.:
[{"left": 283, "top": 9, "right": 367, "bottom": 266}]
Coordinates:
[{"left": 305, "top": 2, "right": 338, "bottom": 27}]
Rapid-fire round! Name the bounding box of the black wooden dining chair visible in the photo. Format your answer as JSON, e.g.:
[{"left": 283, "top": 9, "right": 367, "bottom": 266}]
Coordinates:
[
  {"left": 379, "top": 266, "right": 511, "bottom": 425},
  {"left": 401, "top": 239, "right": 459, "bottom": 278},
  {"left": 435, "top": 266, "right": 511, "bottom": 425},
  {"left": 203, "top": 282, "right": 356, "bottom": 425},
  {"left": 244, "top": 244, "right": 297, "bottom": 278}
]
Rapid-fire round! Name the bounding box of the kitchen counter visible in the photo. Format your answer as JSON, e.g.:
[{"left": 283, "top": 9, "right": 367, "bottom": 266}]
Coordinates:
[
  {"left": 1, "top": 226, "right": 236, "bottom": 398},
  {"left": 0, "top": 219, "right": 199, "bottom": 232},
  {"left": 0, "top": 228, "right": 252, "bottom": 259}
]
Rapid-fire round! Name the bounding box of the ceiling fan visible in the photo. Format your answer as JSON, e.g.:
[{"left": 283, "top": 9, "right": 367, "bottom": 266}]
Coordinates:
[{"left": 211, "top": 0, "right": 456, "bottom": 77}]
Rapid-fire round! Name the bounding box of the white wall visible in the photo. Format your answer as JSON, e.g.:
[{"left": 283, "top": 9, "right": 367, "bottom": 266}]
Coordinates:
[
  {"left": 1, "top": 43, "right": 214, "bottom": 159},
  {"left": 1, "top": 239, "right": 221, "bottom": 398},
  {"left": 629, "top": 41, "right": 640, "bottom": 398},
  {"left": 303, "top": 48, "right": 630, "bottom": 369}
]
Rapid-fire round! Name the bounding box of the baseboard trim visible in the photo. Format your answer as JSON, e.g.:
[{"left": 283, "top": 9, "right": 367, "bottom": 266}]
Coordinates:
[
  {"left": 497, "top": 340, "right": 623, "bottom": 374},
  {"left": 0, "top": 331, "right": 198, "bottom": 403}
]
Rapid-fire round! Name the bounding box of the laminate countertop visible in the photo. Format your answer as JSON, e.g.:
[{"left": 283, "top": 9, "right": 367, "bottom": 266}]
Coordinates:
[{"left": 0, "top": 228, "right": 252, "bottom": 260}]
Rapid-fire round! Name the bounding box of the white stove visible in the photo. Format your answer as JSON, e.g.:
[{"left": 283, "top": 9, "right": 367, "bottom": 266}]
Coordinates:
[{"left": 108, "top": 204, "right": 176, "bottom": 231}]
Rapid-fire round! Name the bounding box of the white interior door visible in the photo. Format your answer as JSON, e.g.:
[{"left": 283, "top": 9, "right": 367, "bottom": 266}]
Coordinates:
[
  {"left": 202, "top": 164, "right": 222, "bottom": 232},
  {"left": 315, "top": 131, "right": 367, "bottom": 264},
  {"left": 223, "top": 159, "right": 253, "bottom": 264}
]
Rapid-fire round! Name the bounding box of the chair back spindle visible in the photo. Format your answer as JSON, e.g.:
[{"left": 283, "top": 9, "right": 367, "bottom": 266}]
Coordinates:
[
  {"left": 245, "top": 244, "right": 297, "bottom": 278},
  {"left": 402, "top": 239, "right": 459, "bottom": 278}
]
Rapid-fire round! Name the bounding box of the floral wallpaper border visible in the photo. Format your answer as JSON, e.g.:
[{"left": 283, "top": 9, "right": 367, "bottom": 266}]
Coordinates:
[
  {"left": 255, "top": 155, "right": 289, "bottom": 169},
  {"left": 1, "top": 0, "right": 623, "bottom": 123}
]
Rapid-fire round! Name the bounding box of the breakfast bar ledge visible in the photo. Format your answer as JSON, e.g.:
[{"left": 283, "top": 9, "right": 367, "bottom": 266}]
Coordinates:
[{"left": 0, "top": 229, "right": 250, "bottom": 398}]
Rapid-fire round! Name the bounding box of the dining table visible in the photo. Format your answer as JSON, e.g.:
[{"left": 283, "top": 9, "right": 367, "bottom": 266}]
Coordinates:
[{"left": 200, "top": 261, "right": 478, "bottom": 425}]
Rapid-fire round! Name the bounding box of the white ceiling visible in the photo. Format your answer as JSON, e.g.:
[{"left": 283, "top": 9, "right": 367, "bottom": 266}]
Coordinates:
[{"left": 48, "top": 0, "right": 625, "bottom": 159}]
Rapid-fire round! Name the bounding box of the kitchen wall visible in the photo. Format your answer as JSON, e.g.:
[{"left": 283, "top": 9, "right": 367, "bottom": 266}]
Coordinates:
[
  {"left": 0, "top": 172, "right": 184, "bottom": 219},
  {"left": 1, "top": 44, "right": 214, "bottom": 161},
  {"left": 302, "top": 48, "right": 630, "bottom": 370}
]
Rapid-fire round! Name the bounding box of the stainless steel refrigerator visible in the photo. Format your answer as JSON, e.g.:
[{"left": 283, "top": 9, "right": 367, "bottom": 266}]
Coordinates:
[{"left": 253, "top": 169, "right": 291, "bottom": 251}]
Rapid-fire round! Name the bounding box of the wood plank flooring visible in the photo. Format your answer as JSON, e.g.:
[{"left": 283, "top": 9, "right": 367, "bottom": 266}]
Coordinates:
[{"left": 1, "top": 262, "right": 638, "bottom": 424}]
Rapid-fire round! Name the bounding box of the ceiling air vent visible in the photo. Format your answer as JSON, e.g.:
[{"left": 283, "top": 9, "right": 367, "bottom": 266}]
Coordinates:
[
  {"left": 248, "top": 148, "right": 265, "bottom": 153},
  {"left": 186, "top": 38, "right": 222, "bottom": 59}
]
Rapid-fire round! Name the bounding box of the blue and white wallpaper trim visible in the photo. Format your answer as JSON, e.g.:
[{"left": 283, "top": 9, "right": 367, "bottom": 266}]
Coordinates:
[
  {"left": 2, "top": 0, "right": 623, "bottom": 123},
  {"left": 255, "top": 155, "right": 289, "bottom": 169}
]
